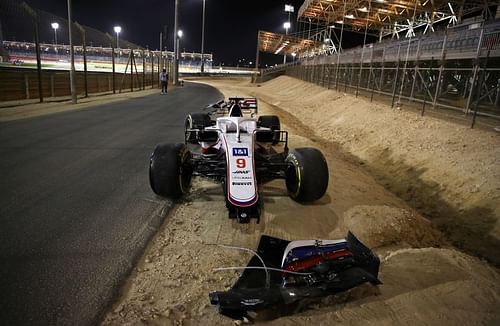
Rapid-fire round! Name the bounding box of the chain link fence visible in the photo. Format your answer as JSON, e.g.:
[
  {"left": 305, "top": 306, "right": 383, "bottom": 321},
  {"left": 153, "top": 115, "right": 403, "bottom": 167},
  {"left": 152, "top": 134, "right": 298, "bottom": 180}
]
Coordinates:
[
  {"left": 0, "top": 0, "right": 172, "bottom": 102},
  {"left": 280, "top": 18, "right": 500, "bottom": 128}
]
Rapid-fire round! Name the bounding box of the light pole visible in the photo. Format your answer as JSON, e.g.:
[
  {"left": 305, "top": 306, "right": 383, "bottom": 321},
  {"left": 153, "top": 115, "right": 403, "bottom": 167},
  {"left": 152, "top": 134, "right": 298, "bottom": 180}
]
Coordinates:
[
  {"left": 283, "top": 21, "right": 291, "bottom": 64},
  {"left": 113, "top": 25, "right": 121, "bottom": 49},
  {"left": 177, "top": 30, "right": 183, "bottom": 63},
  {"left": 51, "top": 22, "right": 59, "bottom": 44},
  {"left": 283, "top": 4, "right": 294, "bottom": 64},
  {"left": 176, "top": 30, "right": 183, "bottom": 82},
  {"left": 173, "top": 0, "right": 180, "bottom": 85},
  {"left": 201, "top": 0, "right": 206, "bottom": 73},
  {"left": 67, "top": 0, "right": 76, "bottom": 104}
]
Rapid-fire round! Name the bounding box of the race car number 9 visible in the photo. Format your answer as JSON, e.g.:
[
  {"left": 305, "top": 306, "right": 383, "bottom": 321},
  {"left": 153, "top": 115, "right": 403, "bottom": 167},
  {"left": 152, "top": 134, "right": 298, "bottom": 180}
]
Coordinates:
[{"left": 236, "top": 158, "right": 246, "bottom": 169}]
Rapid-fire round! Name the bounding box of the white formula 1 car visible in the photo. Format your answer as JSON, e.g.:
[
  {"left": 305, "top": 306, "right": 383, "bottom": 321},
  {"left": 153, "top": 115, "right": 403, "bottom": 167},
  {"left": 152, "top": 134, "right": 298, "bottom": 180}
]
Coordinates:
[{"left": 149, "top": 97, "right": 329, "bottom": 223}]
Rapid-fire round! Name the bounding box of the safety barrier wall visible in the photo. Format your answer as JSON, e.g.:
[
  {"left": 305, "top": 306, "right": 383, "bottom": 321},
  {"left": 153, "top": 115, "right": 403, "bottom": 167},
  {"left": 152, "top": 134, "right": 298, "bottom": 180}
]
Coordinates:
[{"left": 0, "top": 67, "right": 163, "bottom": 102}]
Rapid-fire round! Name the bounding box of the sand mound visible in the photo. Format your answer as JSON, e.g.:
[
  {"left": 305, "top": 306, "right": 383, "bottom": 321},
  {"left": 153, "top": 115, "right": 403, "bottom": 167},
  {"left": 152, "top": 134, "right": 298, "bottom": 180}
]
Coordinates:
[
  {"left": 268, "top": 247, "right": 500, "bottom": 326},
  {"left": 339, "top": 205, "right": 443, "bottom": 248},
  {"left": 102, "top": 78, "right": 500, "bottom": 326},
  {"left": 250, "top": 76, "right": 500, "bottom": 265}
]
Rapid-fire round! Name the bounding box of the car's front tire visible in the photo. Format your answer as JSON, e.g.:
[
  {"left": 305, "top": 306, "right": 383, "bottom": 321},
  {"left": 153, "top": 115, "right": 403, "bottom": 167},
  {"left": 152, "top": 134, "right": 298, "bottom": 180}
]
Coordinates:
[
  {"left": 149, "top": 143, "right": 192, "bottom": 197},
  {"left": 285, "top": 148, "right": 329, "bottom": 202}
]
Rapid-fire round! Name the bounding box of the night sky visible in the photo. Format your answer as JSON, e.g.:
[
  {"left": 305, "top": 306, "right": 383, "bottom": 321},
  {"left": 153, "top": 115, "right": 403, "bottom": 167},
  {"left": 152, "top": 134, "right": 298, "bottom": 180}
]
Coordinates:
[{"left": 23, "top": 0, "right": 306, "bottom": 66}]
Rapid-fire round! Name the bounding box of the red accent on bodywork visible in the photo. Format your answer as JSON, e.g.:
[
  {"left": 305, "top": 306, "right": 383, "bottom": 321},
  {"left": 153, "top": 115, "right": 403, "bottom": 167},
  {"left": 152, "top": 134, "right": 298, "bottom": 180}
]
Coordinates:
[{"left": 284, "top": 249, "right": 353, "bottom": 272}]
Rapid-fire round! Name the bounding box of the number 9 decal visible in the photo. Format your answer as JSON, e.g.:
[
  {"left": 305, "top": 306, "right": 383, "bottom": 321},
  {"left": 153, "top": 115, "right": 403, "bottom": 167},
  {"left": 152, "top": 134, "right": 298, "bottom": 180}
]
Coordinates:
[{"left": 236, "top": 158, "right": 246, "bottom": 169}]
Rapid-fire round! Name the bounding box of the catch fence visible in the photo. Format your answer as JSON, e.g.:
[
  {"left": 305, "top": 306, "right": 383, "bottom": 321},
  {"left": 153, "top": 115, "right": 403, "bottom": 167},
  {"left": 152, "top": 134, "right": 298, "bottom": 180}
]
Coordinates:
[
  {"left": 281, "top": 19, "right": 500, "bottom": 128},
  {"left": 0, "top": 0, "right": 173, "bottom": 102}
]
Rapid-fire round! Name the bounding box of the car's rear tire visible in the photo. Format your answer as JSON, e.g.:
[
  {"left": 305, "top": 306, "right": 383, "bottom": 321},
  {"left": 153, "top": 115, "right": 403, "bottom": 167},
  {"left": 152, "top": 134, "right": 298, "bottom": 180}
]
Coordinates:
[
  {"left": 185, "top": 113, "right": 212, "bottom": 144},
  {"left": 285, "top": 148, "right": 328, "bottom": 202},
  {"left": 149, "top": 143, "right": 192, "bottom": 197}
]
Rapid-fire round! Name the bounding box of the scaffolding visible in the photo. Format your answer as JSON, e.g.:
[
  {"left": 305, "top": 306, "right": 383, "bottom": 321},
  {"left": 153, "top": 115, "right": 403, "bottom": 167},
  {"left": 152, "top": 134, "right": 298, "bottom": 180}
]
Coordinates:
[{"left": 256, "top": 1, "right": 500, "bottom": 124}]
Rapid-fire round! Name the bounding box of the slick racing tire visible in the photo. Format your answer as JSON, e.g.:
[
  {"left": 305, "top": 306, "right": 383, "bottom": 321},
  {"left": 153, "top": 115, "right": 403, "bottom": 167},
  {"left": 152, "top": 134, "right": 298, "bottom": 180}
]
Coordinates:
[
  {"left": 149, "top": 143, "right": 192, "bottom": 198},
  {"left": 285, "top": 148, "right": 329, "bottom": 202},
  {"left": 185, "top": 113, "right": 212, "bottom": 144}
]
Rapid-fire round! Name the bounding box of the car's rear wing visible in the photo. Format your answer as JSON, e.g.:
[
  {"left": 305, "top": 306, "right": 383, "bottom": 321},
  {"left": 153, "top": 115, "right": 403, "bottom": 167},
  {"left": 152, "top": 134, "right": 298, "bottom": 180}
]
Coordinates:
[{"left": 228, "top": 97, "right": 258, "bottom": 113}]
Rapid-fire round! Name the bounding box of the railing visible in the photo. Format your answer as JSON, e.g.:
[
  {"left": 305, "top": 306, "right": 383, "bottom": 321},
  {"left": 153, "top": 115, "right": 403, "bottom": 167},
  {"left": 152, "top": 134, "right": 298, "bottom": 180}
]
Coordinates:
[
  {"left": 261, "top": 62, "right": 298, "bottom": 76},
  {"left": 278, "top": 19, "right": 500, "bottom": 126},
  {"left": 297, "top": 19, "right": 500, "bottom": 67}
]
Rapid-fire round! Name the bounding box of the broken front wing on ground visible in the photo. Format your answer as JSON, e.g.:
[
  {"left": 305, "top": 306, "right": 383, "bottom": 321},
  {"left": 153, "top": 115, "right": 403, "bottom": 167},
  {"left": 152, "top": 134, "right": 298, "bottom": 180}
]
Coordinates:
[{"left": 209, "top": 232, "right": 381, "bottom": 321}]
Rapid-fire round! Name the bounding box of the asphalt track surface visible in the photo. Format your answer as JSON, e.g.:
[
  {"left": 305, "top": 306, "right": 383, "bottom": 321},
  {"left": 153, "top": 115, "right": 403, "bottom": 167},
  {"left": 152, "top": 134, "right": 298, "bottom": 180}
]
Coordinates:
[{"left": 0, "top": 83, "right": 222, "bottom": 325}]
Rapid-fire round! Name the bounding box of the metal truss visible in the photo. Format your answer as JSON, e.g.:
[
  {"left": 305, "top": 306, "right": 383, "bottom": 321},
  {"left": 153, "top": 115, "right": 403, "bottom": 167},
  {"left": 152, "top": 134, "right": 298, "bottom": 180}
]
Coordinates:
[{"left": 297, "top": 0, "right": 499, "bottom": 38}]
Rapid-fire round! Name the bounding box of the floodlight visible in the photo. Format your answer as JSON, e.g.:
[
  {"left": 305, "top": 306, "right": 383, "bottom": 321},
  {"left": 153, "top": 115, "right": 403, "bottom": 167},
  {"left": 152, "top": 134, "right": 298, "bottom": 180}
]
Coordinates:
[
  {"left": 177, "top": 30, "right": 183, "bottom": 38},
  {"left": 51, "top": 22, "right": 59, "bottom": 45},
  {"left": 285, "top": 4, "right": 294, "bottom": 12},
  {"left": 284, "top": 22, "right": 291, "bottom": 29},
  {"left": 114, "top": 26, "right": 122, "bottom": 49}
]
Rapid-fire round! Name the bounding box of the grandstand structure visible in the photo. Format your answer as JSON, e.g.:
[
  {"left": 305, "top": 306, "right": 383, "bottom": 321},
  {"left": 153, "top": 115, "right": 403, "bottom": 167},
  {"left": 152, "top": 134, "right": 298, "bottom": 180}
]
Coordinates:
[
  {"left": 2, "top": 40, "right": 213, "bottom": 74},
  {"left": 256, "top": 1, "right": 500, "bottom": 122},
  {"left": 0, "top": 0, "right": 213, "bottom": 74}
]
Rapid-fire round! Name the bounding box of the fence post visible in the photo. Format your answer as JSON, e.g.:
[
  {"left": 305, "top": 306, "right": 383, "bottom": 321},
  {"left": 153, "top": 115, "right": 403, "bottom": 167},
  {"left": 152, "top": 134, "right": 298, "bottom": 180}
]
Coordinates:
[
  {"left": 142, "top": 50, "right": 145, "bottom": 90},
  {"left": 50, "top": 73, "right": 55, "bottom": 97},
  {"left": 157, "top": 54, "right": 161, "bottom": 88},
  {"left": 22, "top": 3, "right": 43, "bottom": 103},
  {"left": 391, "top": 45, "right": 402, "bottom": 108},
  {"left": 378, "top": 47, "right": 386, "bottom": 97},
  {"left": 130, "top": 50, "right": 134, "bottom": 92},
  {"left": 471, "top": 49, "right": 491, "bottom": 128},
  {"left": 75, "top": 23, "right": 88, "bottom": 98},
  {"left": 24, "top": 74, "right": 30, "bottom": 99},
  {"left": 410, "top": 38, "right": 422, "bottom": 101},
  {"left": 106, "top": 33, "right": 116, "bottom": 94},
  {"left": 465, "top": 28, "right": 484, "bottom": 114},
  {"left": 150, "top": 52, "right": 154, "bottom": 89},
  {"left": 349, "top": 53, "right": 356, "bottom": 92},
  {"left": 432, "top": 32, "right": 448, "bottom": 109},
  {"left": 368, "top": 47, "right": 374, "bottom": 101}
]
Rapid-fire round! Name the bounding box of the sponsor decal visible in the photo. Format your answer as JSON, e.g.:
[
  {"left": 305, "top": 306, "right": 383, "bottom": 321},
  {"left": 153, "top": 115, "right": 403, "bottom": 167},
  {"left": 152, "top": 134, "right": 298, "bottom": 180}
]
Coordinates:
[
  {"left": 241, "top": 298, "right": 264, "bottom": 306},
  {"left": 232, "top": 182, "right": 253, "bottom": 186},
  {"left": 232, "top": 170, "right": 250, "bottom": 174},
  {"left": 232, "top": 148, "right": 248, "bottom": 156},
  {"left": 232, "top": 175, "right": 253, "bottom": 181}
]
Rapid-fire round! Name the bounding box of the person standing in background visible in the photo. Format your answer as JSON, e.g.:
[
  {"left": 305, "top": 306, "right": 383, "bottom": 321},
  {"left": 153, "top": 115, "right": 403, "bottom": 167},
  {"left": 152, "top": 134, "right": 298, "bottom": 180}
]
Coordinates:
[{"left": 160, "top": 69, "right": 168, "bottom": 94}]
